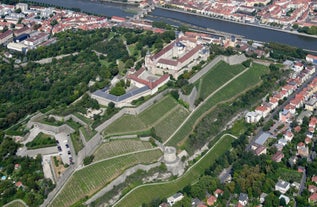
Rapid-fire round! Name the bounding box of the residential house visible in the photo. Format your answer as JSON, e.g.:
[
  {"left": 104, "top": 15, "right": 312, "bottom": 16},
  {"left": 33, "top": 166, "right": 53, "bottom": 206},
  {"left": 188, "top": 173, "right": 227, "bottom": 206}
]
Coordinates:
[
  {"left": 306, "top": 54, "right": 317, "bottom": 64},
  {"left": 312, "top": 176, "right": 317, "bottom": 184},
  {"left": 275, "top": 180, "right": 290, "bottom": 194},
  {"left": 167, "top": 193, "right": 184, "bottom": 206},
  {"left": 214, "top": 189, "right": 224, "bottom": 198},
  {"left": 309, "top": 117, "right": 317, "bottom": 128},
  {"left": 0, "top": 30, "right": 13, "bottom": 44},
  {"left": 305, "top": 97, "right": 317, "bottom": 111},
  {"left": 272, "top": 151, "right": 284, "bottom": 163},
  {"left": 255, "top": 105, "right": 270, "bottom": 118},
  {"left": 293, "top": 61, "right": 304, "bottom": 72},
  {"left": 254, "top": 145, "right": 267, "bottom": 156},
  {"left": 309, "top": 193, "right": 317, "bottom": 203},
  {"left": 279, "top": 195, "right": 290, "bottom": 205},
  {"left": 269, "top": 97, "right": 279, "bottom": 110},
  {"left": 284, "top": 131, "right": 294, "bottom": 142},
  {"left": 207, "top": 195, "right": 217, "bottom": 206},
  {"left": 15, "top": 181, "right": 23, "bottom": 188},
  {"left": 297, "top": 145, "right": 309, "bottom": 158},
  {"left": 238, "top": 193, "right": 248, "bottom": 206},
  {"left": 278, "top": 138, "right": 288, "bottom": 146},
  {"left": 309, "top": 185, "right": 317, "bottom": 193},
  {"left": 279, "top": 109, "right": 292, "bottom": 123},
  {"left": 245, "top": 111, "right": 262, "bottom": 123}
]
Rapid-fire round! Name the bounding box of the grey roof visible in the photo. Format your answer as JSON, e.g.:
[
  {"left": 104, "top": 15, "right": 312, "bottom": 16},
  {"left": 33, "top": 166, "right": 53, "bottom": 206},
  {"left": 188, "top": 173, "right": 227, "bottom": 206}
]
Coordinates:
[
  {"left": 173, "top": 192, "right": 183, "bottom": 199},
  {"left": 93, "top": 86, "right": 150, "bottom": 102},
  {"left": 239, "top": 193, "right": 248, "bottom": 201},
  {"left": 276, "top": 180, "right": 290, "bottom": 189},
  {"left": 255, "top": 132, "right": 271, "bottom": 145}
]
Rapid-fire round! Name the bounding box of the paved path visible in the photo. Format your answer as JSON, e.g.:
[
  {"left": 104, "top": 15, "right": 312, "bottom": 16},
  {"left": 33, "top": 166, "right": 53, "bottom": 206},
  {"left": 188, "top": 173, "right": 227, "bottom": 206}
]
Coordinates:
[
  {"left": 113, "top": 133, "right": 237, "bottom": 207},
  {"left": 21, "top": 52, "right": 79, "bottom": 66},
  {"left": 164, "top": 67, "right": 250, "bottom": 145}
]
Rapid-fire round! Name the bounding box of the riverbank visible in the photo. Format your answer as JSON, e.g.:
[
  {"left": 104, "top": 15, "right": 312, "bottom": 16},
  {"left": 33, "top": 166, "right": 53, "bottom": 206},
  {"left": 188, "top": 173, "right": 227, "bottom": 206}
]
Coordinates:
[{"left": 155, "top": 5, "right": 317, "bottom": 40}]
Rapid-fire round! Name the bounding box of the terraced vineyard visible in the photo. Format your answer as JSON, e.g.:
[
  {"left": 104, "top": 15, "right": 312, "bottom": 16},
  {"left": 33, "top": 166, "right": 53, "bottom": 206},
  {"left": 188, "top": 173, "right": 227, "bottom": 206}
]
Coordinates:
[
  {"left": 50, "top": 149, "right": 162, "bottom": 207},
  {"left": 197, "top": 61, "right": 246, "bottom": 99},
  {"left": 154, "top": 106, "right": 189, "bottom": 142},
  {"left": 114, "top": 134, "right": 235, "bottom": 207},
  {"left": 104, "top": 95, "right": 179, "bottom": 136},
  {"left": 93, "top": 139, "right": 154, "bottom": 161},
  {"left": 167, "top": 63, "right": 268, "bottom": 147}
]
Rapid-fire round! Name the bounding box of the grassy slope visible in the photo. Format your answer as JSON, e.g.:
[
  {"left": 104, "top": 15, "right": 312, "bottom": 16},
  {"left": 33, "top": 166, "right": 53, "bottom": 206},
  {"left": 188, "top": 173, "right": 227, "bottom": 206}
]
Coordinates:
[
  {"left": 104, "top": 96, "right": 178, "bottom": 136},
  {"left": 167, "top": 63, "right": 268, "bottom": 147},
  {"left": 197, "top": 61, "right": 245, "bottom": 99},
  {"left": 115, "top": 134, "right": 235, "bottom": 207},
  {"left": 50, "top": 149, "right": 162, "bottom": 207}
]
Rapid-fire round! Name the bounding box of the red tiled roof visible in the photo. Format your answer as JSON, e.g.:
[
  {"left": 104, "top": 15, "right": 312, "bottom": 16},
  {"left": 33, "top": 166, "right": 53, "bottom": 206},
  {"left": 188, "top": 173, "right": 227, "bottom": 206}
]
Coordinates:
[
  {"left": 158, "top": 58, "right": 178, "bottom": 66},
  {"left": 272, "top": 151, "right": 284, "bottom": 162},
  {"left": 207, "top": 195, "right": 217, "bottom": 206},
  {"left": 0, "top": 30, "right": 13, "bottom": 39},
  {"left": 309, "top": 193, "right": 317, "bottom": 202}
]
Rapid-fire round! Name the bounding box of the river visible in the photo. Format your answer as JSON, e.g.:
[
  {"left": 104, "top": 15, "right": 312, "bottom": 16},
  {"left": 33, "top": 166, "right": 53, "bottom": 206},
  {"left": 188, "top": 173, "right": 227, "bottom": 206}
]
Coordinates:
[{"left": 26, "top": 0, "right": 317, "bottom": 51}]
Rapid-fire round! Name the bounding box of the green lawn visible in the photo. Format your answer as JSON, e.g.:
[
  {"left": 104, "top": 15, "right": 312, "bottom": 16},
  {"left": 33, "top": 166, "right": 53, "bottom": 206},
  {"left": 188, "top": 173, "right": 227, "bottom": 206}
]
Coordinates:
[
  {"left": 93, "top": 139, "right": 154, "bottom": 161},
  {"left": 196, "top": 61, "right": 246, "bottom": 99},
  {"left": 70, "top": 132, "right": 84, "bottom": 155},
  {"left": 276, "top": 168, "right": 302, "bottom": 183},
  {"left": 26, "top": 132, "right": 56, "bottom": 149},
  {"left": 167, "top": 63, "right": 268, "bottom": 147},
  {"left": 50, "top": 149, "right": 162, "bottom": 207},
  {"left": 154, "top": 106, "right": 189, "bottom": 142},
  {"left": 114, "top": 134, "right": 235, "bottom": 207},
  {"left": 104, "top": 96, "right": 179, "bottom": 136},
  {"left": 80, "top": 126, "right": 97, "bottom": 142}
]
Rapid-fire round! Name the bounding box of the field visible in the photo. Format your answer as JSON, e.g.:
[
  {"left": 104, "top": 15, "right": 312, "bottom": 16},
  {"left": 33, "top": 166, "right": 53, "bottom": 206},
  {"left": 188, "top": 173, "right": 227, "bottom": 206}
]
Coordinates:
[
  {"left": 114, "top": 134, "right": 235, "bottom": 207},
  {"left": 167, "top": 63, "right": 268, "bottom": 147},
  {"left": 154, "top": 106, "right": 189, "bottom": 142},
  {"left": 50, "top": 149, "right": 162, "bottom": 207},
  {"left": 104, "top": 96, "right": 180, "bottom": 136},
  {"left": 197, "top": 61, "right": 245, "bottom": 99},
  {"left": 93, "top": 139, "right": 154, "bottom": 161}
]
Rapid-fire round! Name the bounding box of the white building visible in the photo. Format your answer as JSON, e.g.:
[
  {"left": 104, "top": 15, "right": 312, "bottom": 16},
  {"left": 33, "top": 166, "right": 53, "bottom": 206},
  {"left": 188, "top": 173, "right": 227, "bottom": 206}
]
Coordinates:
[
  {"left": 145, "top": 32, "right": 208, "bottom": 79},
  {"left": 167, "top": 193, "right": 184, "bottom": 206},
  {"left": 275, "top": 180, "right": 290, "bottom": 194},
  {"left": 245, "top": 111, "right": 262, "bottom": 123},
  {"left": 7, "top": 42, "right": 27, "bottom": 53}
]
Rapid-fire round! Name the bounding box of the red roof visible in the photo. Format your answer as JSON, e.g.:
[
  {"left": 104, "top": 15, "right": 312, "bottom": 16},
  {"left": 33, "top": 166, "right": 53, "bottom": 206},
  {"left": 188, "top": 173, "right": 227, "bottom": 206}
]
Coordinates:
[
  {"left": 294, "top": 126, "right": 301, "bottom": 132},
  {"left": 111, "top": 16, "right": 126, "bottom": 22},
  {"left": 312, "top": 176, "right": 317, "bottom": 183},
  {"left": 309, "top": 185, "right": 317, "bottom": 193},
  {"left": 272, "top": 151, "right": 284, "bottom": 162},
  {"left": 127, "top": 69, "right": 169, "bottom": 90},
  {"left": 309, "top": 193, "right": 317, "bottom": 202},
  {"left": 15, "top": 181, "right": 23, "bottom": 187},
  {"left": 307, "top": 54, "right": 317, "bottom": 60},
  {"left": 207, "top": 195, "right": 217, "bottom": 206},
  {"left": 0, "top": 30, "right": 13, "bottom": 40}
]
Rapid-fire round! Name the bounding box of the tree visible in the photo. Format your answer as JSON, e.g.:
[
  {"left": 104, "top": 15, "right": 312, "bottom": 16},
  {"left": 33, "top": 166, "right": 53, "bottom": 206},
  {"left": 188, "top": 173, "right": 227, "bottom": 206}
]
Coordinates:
[
  {"left": 50, "top": 19, "right": 58, "bottom": 26},
  {"left": 171, "top": 90, "right": 179, "bottom": 100}
]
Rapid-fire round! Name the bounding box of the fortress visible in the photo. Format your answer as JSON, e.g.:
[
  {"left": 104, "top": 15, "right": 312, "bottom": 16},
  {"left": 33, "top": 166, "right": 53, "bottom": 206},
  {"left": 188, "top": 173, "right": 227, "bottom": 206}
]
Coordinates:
[{"left": 145, "top": 31, "right": 209, "bottom": 79}]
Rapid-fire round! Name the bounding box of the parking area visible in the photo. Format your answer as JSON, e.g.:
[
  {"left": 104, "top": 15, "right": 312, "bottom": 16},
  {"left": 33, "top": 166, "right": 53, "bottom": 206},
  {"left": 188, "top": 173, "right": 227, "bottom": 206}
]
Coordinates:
[{"left": 55, "top": 132, "right": 74, "bottom": 165}]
